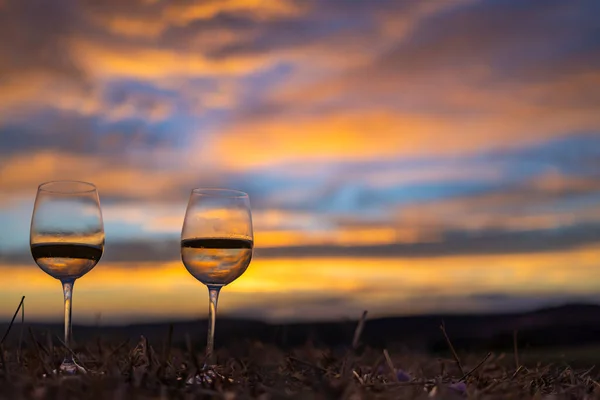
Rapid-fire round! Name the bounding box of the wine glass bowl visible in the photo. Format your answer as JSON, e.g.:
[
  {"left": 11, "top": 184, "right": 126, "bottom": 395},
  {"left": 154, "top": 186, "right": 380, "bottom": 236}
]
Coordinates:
[
  {"left": 30, "top": 180, "right": 104, "bottom": 374},
  {"left": 181, "top": 237, "right": 253, "bottom": 286},
  {"left": 181, "top": 188, "right": 253, "bottom": 373},
  {"left": 31, "top": 242, "right": 102, "bottom": 281}
]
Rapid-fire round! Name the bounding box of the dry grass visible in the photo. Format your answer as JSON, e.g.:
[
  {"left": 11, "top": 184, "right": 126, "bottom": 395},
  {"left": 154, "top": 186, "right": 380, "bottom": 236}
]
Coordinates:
[{"left": 2, "top": 306, "right": 600, "bottom": 399}]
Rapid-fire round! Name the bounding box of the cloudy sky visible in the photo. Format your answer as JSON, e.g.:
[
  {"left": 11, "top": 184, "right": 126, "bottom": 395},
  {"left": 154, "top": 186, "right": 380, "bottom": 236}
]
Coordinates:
[{"left": 1, "top": 0, "right": 599, "bottom": 324}]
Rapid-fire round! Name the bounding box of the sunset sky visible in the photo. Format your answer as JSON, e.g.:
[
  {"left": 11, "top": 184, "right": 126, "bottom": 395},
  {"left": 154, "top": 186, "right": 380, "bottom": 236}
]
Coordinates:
[{"left": 1, "top": 0, "right": 599, "bottom": 324}]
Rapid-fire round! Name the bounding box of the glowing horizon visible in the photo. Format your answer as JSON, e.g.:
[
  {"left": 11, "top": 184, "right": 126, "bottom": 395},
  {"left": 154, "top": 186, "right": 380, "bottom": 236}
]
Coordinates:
[
  {"left": 1, "top": 0, "right": 599, "bottom": 323},
  {"left": 3, "top": 243, "right": 600, "bottom": 324}
]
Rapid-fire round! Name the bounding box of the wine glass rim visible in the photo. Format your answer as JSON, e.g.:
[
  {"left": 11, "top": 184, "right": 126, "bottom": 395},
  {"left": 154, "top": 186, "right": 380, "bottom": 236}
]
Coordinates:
[
  {"left": 38, "top": 180, "right": 97, "bottom": 194},
  {"left": 191, "top": 188, "right": 248, "bottom": 198}
]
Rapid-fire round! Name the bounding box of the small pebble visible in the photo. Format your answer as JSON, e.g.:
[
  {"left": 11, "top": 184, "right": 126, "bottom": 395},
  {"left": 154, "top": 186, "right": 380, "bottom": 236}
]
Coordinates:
[
  {"left": 448, "top": 381, "right": 467, "bottom": 395},
  {"left": 396, "top": 369, "right": 412, "bottom": 382}
]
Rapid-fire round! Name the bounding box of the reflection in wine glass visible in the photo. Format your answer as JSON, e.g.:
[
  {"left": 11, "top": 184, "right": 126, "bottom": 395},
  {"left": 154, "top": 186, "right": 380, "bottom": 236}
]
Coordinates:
[
  {"left": 181, "top": 188, "right": 253, "bottom": 381},
  {"left": 30, "top": 181, "right": 104, "bottom": 374}
]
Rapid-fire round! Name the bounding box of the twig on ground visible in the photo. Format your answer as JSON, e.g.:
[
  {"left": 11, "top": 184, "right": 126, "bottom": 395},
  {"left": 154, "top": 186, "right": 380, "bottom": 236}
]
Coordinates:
[
  {"left": 511, "top": 365, "right": 524, "bottom": 380},
  {"left": 185, "top": 333, "right": 202, "bottom": 376},
  {"left": 352, "top": 369, "right": 364, "bottom": 385},
  {"left": 288, "top": 356, "right": 329, "bottom": 374},
  {"left": 46, "top": 331, "right": 54, "bottom": 366},
  {"left": 581, "top": 366, "right": 595, "bottom": 378},
  {"left": 352, "top": 310, "right": 368, "bottom": 350},
  {"left": 99, "top": 339, "right": 130, "bottom": 374},
  {"left": 370, "top": 353, "right": 384, "bottom": 376},
  {"left": 459, "top": 352, "right": 491, "bottom": 381},
  {"left": 163, "top": 324, "right": 173, "bottom": 364},
  {"left": 439, "top": 321, "right": 465, "bottom": 376},
  {"left": 0, "top": 344, "right": 8, "bottom": 379},
  {"left": 513, "top": 330, "right": 520, "bottom": 369},
  {"left": 97, "top": 336, "right": 104, "bottom": 360},
  {"left": 383, "top": 349, "right": 398, "bottom": 382},
  {"left": 17, "top": 297, "right": 24, "bottom": 363},
  {"left": 28, "top": 327, "right": 52, "bottom": 376},
  {"left": 1, "top": 296, "right": 25, "bottom": 345}
]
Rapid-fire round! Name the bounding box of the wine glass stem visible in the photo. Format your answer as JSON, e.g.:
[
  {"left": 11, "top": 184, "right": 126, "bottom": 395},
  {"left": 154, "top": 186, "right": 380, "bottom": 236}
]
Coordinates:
[
  {"left": 205, "top": 285, "right": 221, "bottom": 366},
  {"left": 61, "top": 279, "right": 75, "bottom": 363}
]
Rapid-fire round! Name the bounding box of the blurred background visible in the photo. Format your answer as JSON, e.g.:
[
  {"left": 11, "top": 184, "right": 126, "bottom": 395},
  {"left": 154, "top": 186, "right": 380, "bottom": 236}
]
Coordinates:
[{"left": 0, "top": 0, "right": 599, "bottom": 326}]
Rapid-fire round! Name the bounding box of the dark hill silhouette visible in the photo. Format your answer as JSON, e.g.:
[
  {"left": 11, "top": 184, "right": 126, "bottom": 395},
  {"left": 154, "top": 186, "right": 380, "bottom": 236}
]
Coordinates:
[{"left": 3, "top": 303, "right": 600, "bottom": 353}]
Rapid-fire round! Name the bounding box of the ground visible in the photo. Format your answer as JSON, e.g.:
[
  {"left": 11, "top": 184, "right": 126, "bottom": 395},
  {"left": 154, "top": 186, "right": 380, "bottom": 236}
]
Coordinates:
[
  {"left": 3, "top": 303, "right": 600, "bottom": 398},
  {"left": 2, "top": 329, "right": 600, "bottom": 399}
]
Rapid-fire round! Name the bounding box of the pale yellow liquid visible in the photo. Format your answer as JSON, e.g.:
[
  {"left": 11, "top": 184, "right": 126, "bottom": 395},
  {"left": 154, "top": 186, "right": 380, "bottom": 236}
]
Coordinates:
[
  {"left": 31, "top": 243, "right": 102, "bottom": 280},
  {"left": 181, "top": 238, "right": 253, "bottom": 286}
]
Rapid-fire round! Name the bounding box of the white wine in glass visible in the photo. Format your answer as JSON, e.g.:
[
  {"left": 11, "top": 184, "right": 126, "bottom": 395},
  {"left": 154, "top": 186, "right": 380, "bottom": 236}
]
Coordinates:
[
  {"left": 181, "top": 188, "right": 253, "bottom": 377},
  {"left": 30, "top": 180, "right": 104, "bottom": 374}
]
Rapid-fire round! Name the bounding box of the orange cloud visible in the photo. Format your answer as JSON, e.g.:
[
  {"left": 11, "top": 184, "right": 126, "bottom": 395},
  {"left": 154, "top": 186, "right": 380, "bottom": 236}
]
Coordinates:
[
  {"left": 0, "top": 71, "right": 175, "bottom": 123},
  {"left": 164, "top": 0, "right": 302, "bottom": 25},
  {"left": 94, "top": 16, "right": 166, "bottom": 39},
  {"left": 395, "top": 171, "right": 600, "bottom": 233},
  {"left": 207, "top": 68, "right": 600, "bottom": 170},
  {"left": 254, "top": 227, "right": 401, "bottom": 248},
  {"left": 1, "top": 0, "right": 460, "bottom": 121},
  {"left": 98, "top": 205, "right": 430, "bottom": 248},
  {"left": 70, "top": 38, "right": 272, "bottom": 81},
  {"left": 0, "top": 72, "right": 100, "bottom": 121},
  {"left": 93, "top": 205, "right": 410, "bottom": 247},
  {"left": 89, "top": 0, "right": 302, "bottom": 39},
  {"left": 0, "top": 150, "right": 221, "bottom": 201}
]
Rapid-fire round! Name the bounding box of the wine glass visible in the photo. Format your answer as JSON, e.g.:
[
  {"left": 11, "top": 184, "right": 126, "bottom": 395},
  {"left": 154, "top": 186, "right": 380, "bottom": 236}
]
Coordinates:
[
  {"left": 30, "top": 181, "right": 104, "bottom": 374},
  {"left": 181, "top": 188, "right": 253, "bottom": 376}
]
